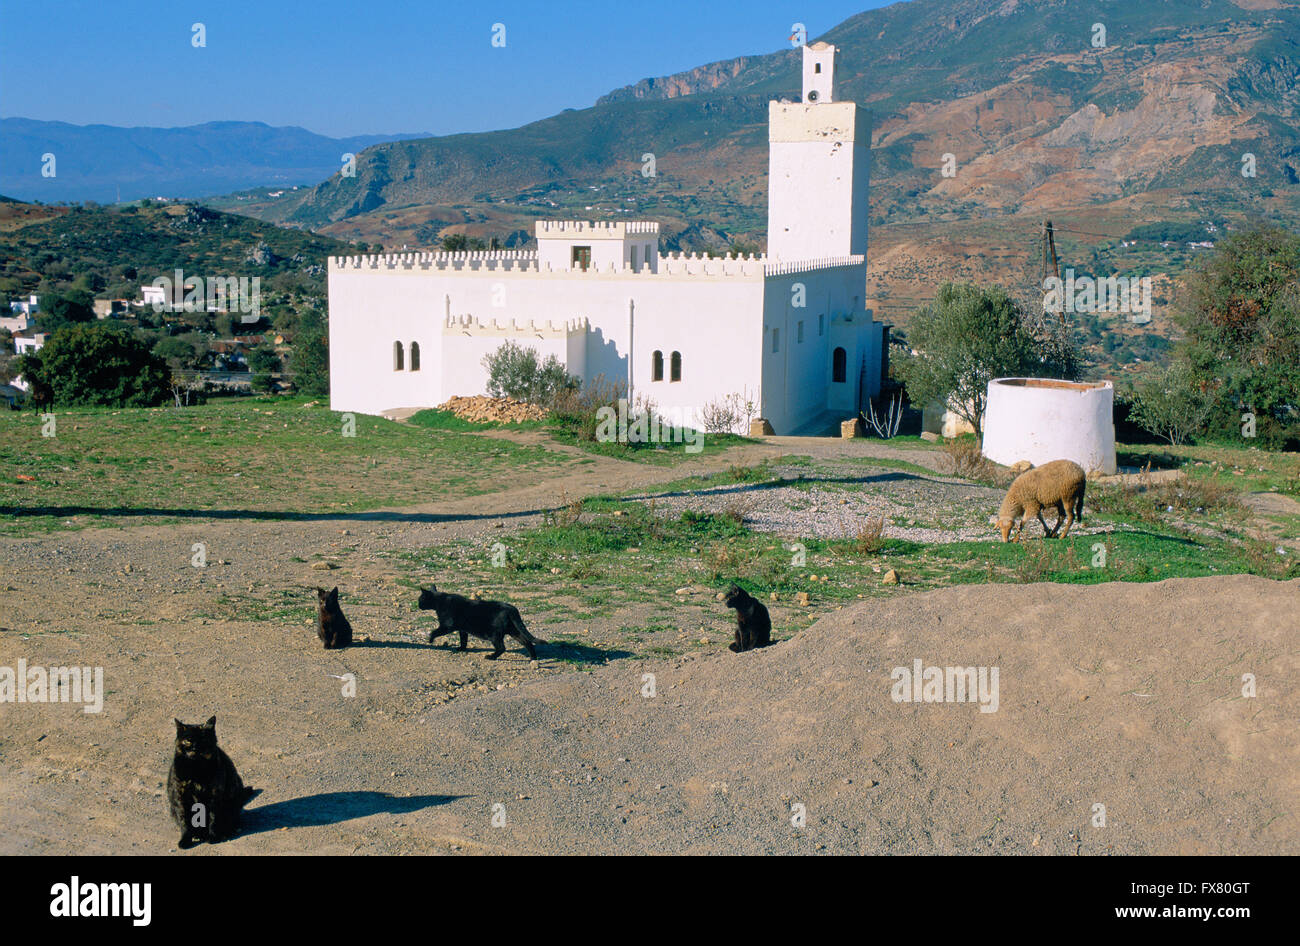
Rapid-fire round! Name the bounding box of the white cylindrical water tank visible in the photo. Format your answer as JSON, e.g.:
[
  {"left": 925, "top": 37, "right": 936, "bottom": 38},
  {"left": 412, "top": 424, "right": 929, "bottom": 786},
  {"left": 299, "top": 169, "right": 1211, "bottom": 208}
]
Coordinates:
[{"left": 982, "top": 378, "right": 1116, "bottom": 475}]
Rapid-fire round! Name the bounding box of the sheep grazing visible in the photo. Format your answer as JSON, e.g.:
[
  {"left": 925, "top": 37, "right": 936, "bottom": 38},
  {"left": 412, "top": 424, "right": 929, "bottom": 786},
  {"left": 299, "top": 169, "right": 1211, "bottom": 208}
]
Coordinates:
[{"left": 997, "top": 459, "right": 1087, "bottom": 542}]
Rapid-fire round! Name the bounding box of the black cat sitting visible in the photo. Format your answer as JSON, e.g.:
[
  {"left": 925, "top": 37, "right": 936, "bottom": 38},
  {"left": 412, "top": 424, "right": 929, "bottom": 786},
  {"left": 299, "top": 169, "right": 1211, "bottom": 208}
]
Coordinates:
[
  {"left": 723, "top": 584, "right": 772, "bottom": 652},
  {"left": 166, "top": 716, "right": 260, "bottom": 849},
  {"left": 315, "top": 585, "right": 352, "bottom": 649}
]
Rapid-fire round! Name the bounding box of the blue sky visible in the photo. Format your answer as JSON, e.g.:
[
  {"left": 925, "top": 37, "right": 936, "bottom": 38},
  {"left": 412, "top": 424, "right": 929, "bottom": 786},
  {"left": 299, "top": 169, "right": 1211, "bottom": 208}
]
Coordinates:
[{"left": 0, "top": 0, "right": 905, "bottom": 138}]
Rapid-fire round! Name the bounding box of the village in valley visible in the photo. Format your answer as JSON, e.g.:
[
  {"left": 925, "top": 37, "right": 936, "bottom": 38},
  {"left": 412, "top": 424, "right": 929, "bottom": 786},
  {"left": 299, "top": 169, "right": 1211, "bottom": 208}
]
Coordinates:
[{"left": 0, "top": 0, "right": 1297, "bottom": 874}]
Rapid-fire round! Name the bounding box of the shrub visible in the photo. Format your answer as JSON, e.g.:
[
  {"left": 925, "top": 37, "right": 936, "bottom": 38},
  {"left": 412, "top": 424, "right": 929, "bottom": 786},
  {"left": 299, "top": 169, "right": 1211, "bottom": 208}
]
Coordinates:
[
  {"left": 854, "top": 516, "right": 886, "bottom": 554},
  {"left": 482, "top": 340, "right": 574, "bottom": 406},
  {"left": 940, "top": 439, "right": 1003, "bottom": 485},
  {"left": 1126, "top": 362, "right": 1213, "bottom": 445},
  {"left": 551, "top": 375, "right": 627, "bottom": 443}
]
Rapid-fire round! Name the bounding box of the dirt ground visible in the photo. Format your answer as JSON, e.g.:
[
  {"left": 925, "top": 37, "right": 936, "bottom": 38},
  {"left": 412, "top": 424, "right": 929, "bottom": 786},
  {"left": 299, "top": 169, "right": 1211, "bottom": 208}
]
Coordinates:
[{"left": 1, "top": 437, "right": 1296, "bottom": 855}]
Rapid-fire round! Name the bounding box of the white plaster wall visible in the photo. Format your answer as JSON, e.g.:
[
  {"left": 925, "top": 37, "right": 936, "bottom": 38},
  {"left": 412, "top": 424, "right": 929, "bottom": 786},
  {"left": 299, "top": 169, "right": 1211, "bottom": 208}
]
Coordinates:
[
  {"left": 802, "top": 44, "right": 836, "bottom": 103},
  {"left": 440, "top": 331, "right": 577, "bottom": 402},
  {"left": 760, "top": 263, "right": 873, "bottom": 431},
  {"left": 982, "top": 379, "right": 1117, "bottom": 474},
  {"left": 768, "top": 102, "right": 870, "bottom": 261},
  {"left": 327, "top": 266, "right": 443, "bottom": 416},
  {"left": 328, "top": 263, "right": 767, "bottom": 423}
]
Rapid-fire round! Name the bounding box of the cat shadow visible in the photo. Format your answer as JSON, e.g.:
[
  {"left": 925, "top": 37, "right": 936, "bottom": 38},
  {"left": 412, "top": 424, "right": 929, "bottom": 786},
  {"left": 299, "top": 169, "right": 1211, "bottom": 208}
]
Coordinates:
[
  {"left": 239, "top": 791, "right": 467, "bottom": 835},
  {"left": 345, "top": 639, "right": 430, "bottom": 650},
  {"left": 544, "top": 641, "right": 635, "bottom": 665},
  {"left": 426, "top": 638, "right": 633, "bottom": 664}
]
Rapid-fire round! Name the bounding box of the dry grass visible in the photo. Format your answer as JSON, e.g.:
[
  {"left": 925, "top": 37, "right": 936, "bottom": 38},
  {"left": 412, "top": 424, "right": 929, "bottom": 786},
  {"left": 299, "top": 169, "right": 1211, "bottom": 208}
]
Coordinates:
[
  {"left": 941, "top": 440, "right": 1005, "bottom": 485},
  {"left": 1091, "top": 465, "right": 1244, "bottom": 525},
  {"left": 545, "top": 492, "right": 584, "bottom": 527},
  {"left": 721, "top": 494, "right": 755, "bottom": 526},
  {"left": 854, "top": 516, "right": 887, "bottom": 554}
]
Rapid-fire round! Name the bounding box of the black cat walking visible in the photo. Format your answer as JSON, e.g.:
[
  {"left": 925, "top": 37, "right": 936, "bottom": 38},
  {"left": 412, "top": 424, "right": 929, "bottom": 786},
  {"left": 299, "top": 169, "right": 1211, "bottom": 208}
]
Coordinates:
[{"left": 418, "top": 584, "right": 545, "bottom": 659}]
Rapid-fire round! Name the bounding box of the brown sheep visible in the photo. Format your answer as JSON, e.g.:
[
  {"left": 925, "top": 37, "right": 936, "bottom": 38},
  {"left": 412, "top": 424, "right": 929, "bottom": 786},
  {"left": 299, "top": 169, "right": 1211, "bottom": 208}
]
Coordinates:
[{"left": 997, "top": 459, "right": 1086, "bottom": 542}]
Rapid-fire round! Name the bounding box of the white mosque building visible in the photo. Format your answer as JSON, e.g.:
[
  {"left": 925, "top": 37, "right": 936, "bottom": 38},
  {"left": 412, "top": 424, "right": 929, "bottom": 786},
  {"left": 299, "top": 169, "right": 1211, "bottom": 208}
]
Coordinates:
[{"left": 327, "top": 42, "right": 886, "bottom": 434}]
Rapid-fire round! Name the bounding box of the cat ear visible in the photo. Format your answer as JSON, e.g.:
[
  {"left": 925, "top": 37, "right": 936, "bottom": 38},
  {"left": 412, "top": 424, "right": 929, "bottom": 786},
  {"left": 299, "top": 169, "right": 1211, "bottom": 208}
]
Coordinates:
[
  {"left": 331, "top": 586, "right": 339, "bottom": 596},
  {"left": 174, "top": 718, "right": 184, "bottom": 732},
  {"left": 204, "top": 715, "right": 216, "bottom": 729}
]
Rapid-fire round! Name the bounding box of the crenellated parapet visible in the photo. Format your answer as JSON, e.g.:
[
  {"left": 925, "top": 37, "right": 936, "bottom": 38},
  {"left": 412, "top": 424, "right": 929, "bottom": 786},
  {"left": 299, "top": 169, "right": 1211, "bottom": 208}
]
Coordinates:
[
  {"left": 442, "top": 313, "right": 589, "bottom": 338},
  {"left": 535, "top": 220, "right": 659, "bottom": 238},
  {"left": 330, "top": 250, "right": 540, "bottom": 272},
  {"left": 762, "top": 255, "right": 865, "bottom": 276}
]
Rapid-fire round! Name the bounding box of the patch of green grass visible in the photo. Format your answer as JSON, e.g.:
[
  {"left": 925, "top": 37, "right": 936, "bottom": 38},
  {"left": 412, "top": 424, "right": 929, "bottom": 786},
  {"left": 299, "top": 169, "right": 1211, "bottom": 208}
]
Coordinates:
[
  {"left": 546, "top": 423, "right": 752, "bottom": 465},
  {"left": 0, "top": 396, "right": 574, "bottom": 535},
  {"left": 1118, "top": 442, "right": 1300, "bottom": 498},
  {"left": 389, "top": 491, "right": 1298, "bottom": 657},
  {"left": 407, "top": 408, "right": 545, "bottom": 433}
]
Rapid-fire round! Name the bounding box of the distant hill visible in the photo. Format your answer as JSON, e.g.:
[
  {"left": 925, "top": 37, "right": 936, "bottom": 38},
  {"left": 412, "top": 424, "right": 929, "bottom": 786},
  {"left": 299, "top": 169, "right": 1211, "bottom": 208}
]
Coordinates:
[
  {"left": 0, "top": 198, "right": 360, "bottom": 306},
  {"left": 0, "top": 119, "right": 430, "bottom": 204}
]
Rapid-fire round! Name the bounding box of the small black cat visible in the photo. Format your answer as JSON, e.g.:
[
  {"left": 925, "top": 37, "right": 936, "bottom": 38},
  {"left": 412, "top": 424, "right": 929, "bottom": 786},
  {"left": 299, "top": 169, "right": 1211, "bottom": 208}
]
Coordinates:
[
  {"left": 723, "top": 584, "right": 772, "bottom": 652},
  {"left": 166, "top": 716, "right": 260, "bottom": 849},
  {"left": 316, "top": 586, "right": 352, "bottom": 649},
  {"left": 418, "top": 584, "right": 545, "bottom": 660}
]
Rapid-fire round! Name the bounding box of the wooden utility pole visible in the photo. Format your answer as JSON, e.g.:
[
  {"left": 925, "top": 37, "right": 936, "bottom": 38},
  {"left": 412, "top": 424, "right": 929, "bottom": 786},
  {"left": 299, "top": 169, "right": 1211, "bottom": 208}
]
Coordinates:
[{"left": 1042, "top": 219, "right": 1060, "bottom": 281}]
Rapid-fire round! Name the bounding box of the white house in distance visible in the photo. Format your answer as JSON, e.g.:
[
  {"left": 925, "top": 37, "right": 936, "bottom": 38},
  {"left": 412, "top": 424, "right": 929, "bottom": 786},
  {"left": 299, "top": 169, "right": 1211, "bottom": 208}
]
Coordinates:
[
  {"left": 13, "top": 332, "right": 47, "bottom": 355},
  {"left": 327, "top": 42, "right": 885, "bottom": 434}
]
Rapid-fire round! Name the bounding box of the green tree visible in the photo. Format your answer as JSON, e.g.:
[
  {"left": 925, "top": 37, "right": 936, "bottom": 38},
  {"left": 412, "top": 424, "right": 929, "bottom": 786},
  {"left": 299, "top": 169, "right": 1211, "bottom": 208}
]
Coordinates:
[
  {"left": 249, "top": 343, "right": 281, "bottom": 393},
  {"left": 1176, "top": 223, "right": 1300, "bottom": 446},
  {"left": 291, "top": 310, "right": 330, "bottom": 397},
  {"left": 153, "top": 335, "right": 196, "bottom": 368},
  {"left": 39, "top": 291, "right": 96, "bottom": 330},
  {"left": 249, "top": 344, "right": 281, "bottom": 375},
  {"left": 895, "top": 283, "right": 1046, "bottom": 440},
  {"left": 16, "top": 323, "right": 171, "bottom": 407}
]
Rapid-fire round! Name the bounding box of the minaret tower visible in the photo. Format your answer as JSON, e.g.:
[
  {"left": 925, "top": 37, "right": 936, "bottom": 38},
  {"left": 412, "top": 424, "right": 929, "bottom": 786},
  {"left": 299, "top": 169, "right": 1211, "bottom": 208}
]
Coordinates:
[{"left": 766, "top": 42, "right": 871, "bottom": 261}]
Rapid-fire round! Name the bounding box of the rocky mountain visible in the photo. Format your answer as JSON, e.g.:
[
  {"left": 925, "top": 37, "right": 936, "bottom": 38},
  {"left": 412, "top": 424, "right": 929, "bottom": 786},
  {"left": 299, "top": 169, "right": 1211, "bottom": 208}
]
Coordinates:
[{"left": 249, "top": 0, "right": 1298, "bottom": 242}]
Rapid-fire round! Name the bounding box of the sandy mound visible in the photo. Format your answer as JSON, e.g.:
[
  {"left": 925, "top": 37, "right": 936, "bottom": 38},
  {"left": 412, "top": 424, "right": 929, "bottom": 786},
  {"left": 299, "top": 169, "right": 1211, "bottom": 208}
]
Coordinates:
[
  {"left": 437, "top": 395, "right": 548, "bottom": 424},
  {"left": 2, "top": 575, "right": 1294, "bottom": 855},
  {"left": 425, "top": 574, "right": 1299, "bottom": 854}
]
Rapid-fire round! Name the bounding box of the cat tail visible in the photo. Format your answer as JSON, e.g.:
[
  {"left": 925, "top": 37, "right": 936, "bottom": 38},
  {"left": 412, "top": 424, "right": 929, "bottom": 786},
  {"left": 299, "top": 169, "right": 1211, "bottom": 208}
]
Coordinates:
[{"left": 512, "top": 612, "right": 546, "bottom": 645}]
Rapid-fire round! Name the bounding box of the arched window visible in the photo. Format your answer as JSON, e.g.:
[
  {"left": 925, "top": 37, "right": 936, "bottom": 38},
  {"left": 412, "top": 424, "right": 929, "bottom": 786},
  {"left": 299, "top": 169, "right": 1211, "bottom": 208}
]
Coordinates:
[
  {"left": 630, "top": 246, "right": 639, "bottom": 271},
  {"left": 394, "top": 341, "right": 404, "bottom": 371},
  {"left": 409, "top": 342, "right": 420, "bottom": 371},
  {"left": 670, "top": 351, "right": 682, "bottom": 382},
  {"left": 651, "top": 350, "right": 663, "bottom": 382},
  {"left": 832, "top": 347, "right": 847, "bottom": 384}
]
